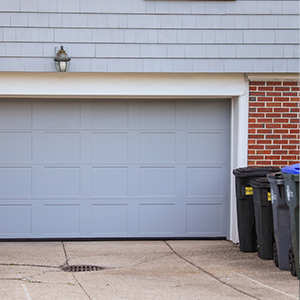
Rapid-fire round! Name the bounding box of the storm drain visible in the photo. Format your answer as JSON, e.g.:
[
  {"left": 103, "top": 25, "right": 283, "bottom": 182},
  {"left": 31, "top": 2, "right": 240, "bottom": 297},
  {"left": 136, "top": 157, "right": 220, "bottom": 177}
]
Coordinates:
[{"left": 61, "top": 265, "right": 106, "bottom": 272}]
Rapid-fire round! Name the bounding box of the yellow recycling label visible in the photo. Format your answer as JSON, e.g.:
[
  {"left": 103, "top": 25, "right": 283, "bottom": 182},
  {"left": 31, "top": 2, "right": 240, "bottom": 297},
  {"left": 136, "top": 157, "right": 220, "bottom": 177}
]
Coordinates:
[
  {"left": 245, "top": 187, "right": 253, "bottom": 195},
  {"left": 268, "top": 192, "right": 272, "bottom": 201}
]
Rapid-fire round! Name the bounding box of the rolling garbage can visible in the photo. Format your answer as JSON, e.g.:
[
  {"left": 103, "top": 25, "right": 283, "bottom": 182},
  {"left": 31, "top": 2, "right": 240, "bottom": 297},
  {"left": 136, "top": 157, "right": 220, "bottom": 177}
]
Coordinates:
[
  {"left": 267, "top": 172, "right": 291, "bottom": 270},
  {"left": 281, "top": 163, "right": 299, "bottom": 278},
  {"left": 250, "top": 177, "right": 274, "bottom": 260},
  {"left": 233, "top": 167, "right": 280, "bottom": 253}
]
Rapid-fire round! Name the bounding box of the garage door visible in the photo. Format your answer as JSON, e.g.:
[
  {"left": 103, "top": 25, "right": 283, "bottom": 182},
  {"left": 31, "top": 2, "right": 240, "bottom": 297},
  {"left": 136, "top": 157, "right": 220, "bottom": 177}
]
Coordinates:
[{"left": 0, "top": 99, "right": 230, "bottom": 238}]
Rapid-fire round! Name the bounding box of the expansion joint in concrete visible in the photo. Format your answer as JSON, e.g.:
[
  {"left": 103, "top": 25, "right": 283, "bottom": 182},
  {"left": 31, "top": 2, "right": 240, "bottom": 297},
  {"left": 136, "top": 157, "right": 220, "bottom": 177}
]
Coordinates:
[{"left": 164, "top": 241, "right": 262, "bottom": 300}]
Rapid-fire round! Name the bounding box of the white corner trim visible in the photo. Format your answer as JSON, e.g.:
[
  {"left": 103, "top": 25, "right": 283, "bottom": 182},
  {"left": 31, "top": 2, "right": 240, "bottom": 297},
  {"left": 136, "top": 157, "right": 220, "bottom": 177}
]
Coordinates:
[
  {"left": 230, "top": 90, "right": 249, "bottom": 243},
  {"left": 0, "top": 72, "right": 247, "bottom": 98}
]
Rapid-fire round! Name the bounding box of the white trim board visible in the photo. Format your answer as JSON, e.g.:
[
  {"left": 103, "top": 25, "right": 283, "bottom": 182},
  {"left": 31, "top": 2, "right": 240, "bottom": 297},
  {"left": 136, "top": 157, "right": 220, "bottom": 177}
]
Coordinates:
[
  {"left": 0, "top": 72, "right": 249, "bottom": 242},
  {"left": 0, "top": 73, "right": 247, "bottom": 98}
]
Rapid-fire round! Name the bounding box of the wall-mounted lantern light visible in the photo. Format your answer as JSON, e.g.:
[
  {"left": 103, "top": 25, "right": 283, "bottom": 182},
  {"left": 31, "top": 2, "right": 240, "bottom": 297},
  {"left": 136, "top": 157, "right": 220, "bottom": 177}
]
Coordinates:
[{"left": 54, "top": 46, "right": 71, "bottom": 72}]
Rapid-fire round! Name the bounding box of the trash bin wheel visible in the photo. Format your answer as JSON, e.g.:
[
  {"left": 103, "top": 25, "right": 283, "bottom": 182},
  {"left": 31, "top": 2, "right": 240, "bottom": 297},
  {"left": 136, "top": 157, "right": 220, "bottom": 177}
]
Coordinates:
[
  {"left": 289, "top": 246, "right": 297, "bottom": 277},
  {"left": 273, "top": 243, "right": 279, "bottom": 267}
]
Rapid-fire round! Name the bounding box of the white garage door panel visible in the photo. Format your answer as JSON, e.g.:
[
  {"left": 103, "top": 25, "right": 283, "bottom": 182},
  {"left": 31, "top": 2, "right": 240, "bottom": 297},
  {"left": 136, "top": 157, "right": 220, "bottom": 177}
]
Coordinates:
[
  {"left": 187, "top": 204, "right": 223, "bottom": 234},
  {"left": 187, "top": 166, "right": 226, "bottom": 196},
  {"left": 92, "top": 167, "right": 128, "bottom": 196},
  {"left": 44, "top": 133, "right": 81, "bottom": 162},
  {"left": 140, "top": 133, "right": 176, "bottom": 162},
  {"left": 43, "top": 204, "right": 80, "bottom": 235},
  {"left": 92, "top": 133, "right": 129, "bottom": 162},
  {"left": 0, "top": 101, "right": 32, "bottom": 127},
  {"left": 0, "top": 133, "right": 32, "bottom": 162},
  {"left": 44, "top": 167, "right": 81, "bottom": 196},
  {"left": 0, "top": 99, "right": 230, "bottom": 238},
  {"left": 43, "top": 102, "right": 81, "bottom": 128},
  {"left": 92, "top": 204, "right": 128, "bottom": 235},
  {"left": 0, "top": 205, "right": 32, "bottom": 235},
  {"left": 0, "top": 168, "right": 32, "bottom": 196},
  {"left": 139, "top": 204, "right": 176, "bottom": 234}
]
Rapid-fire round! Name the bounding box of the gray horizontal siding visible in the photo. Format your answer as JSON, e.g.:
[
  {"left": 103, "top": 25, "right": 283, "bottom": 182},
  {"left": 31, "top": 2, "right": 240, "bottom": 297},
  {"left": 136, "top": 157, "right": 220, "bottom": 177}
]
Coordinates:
[
  {"left": 1, "top": 0, "right": 299, "bottom": 14},
  {"left": 2, "top": 13, "right": 300, "bottom": 29},
  {"left": 0, "top": 57, "right": 298, "bottom": 73},
  {"left": 2, "top": 28, "right": 299, "bottom": 44},
  {"left": 0, "top": 0, "right": 299, "bottom": 73}
]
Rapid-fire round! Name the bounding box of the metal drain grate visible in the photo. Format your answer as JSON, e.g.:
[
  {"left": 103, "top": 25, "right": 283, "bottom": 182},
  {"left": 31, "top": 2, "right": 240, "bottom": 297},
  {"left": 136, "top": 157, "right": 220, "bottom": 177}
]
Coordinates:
[{"left": 61, "top": 265, "right": 106, "bottom": 272}]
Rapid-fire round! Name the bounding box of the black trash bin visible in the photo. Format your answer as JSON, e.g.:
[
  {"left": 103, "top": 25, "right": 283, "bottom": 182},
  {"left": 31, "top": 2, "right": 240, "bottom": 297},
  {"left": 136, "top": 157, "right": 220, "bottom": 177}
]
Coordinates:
[
  {"left": 267, "top": 172, "right": 291, "bottom": 270},
  {"left": 233, "top": 167, "right": 280, "bottom": 252},
  {"left": 250, "top": 177, "right": 274, "bottom": 260},
  {"left": 282, "top": 163, "right": 299, "bottom": 278}
]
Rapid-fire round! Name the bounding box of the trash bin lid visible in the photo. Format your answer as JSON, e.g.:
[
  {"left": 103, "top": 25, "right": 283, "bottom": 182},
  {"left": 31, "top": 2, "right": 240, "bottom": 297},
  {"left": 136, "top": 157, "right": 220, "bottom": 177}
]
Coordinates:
[
  {"left": 249, "top": 177, "right": 270, "bottom": 188},
  {"left": 267, "top": 172, "right": 284, "bottom": 185},
  {"left": 281, "top": 163, "right": 300, "bottom": 175},
  {"left": 233, "top": 167, "right": 280, "bottom": 177}
]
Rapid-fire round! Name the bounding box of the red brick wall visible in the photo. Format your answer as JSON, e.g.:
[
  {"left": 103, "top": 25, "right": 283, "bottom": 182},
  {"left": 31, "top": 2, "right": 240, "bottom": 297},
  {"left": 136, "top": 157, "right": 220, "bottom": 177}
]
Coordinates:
[{"left": 248, "top": 80, "right": 300, "bottom": 168}]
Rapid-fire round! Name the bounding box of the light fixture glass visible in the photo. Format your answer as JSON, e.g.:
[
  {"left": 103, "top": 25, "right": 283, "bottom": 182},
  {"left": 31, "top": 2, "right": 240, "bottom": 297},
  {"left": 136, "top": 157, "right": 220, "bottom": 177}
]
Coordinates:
[{"left": 54, "top": 46, "right": 71, "bottom": 72}]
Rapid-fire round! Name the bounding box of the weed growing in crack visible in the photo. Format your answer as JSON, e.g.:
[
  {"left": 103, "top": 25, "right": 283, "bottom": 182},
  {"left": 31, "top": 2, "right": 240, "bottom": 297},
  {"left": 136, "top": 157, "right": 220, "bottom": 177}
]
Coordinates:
[{"left": 67, "top": 282, "right": 76, "bottom": 286}]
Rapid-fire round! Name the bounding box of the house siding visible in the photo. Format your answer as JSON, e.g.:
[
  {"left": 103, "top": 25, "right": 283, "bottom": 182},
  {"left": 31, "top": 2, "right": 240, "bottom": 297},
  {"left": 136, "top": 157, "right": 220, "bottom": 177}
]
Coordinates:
[
  {"left": 248, "top": 80, "right": 300, "bottom": 167},
  {"left": 0, "top": 0, "right": 299, "bottom": 73}
]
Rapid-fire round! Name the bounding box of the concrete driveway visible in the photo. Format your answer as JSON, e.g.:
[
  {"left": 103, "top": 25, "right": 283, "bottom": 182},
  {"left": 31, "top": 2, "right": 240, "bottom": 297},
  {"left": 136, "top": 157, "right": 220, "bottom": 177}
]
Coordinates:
[{"left": 0, "top": 240, "right": 298, "bottom": 300}]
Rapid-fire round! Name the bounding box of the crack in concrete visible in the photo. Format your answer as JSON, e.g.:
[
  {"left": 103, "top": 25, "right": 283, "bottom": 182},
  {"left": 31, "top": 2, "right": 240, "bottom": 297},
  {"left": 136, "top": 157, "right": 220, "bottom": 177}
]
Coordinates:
[
  {"left": 164, "top": 241, "right": 262, "bottom": 300},
  {"left": 0, "top": 276, "right": 82, "bottom": 288},
  {"left": 130, "top": 253, "right": 174, "bottom": 269},
  {"left": 0, "top": 277, "right": 42, "bottom": 283},
  {"left": 0, "top": 263, "right": 60, "bottom": 269},
  {"left": 62, "top": 242, "right": 93, "bottom": 300},
  {"left": 0, "top": 242, "right": 70, "bottom": 271},
  {"left": 72, "top": 274, "right": 93, "bottom": 300},
  {"left": 61, "top": 241, "right": 69, "bottom": 267},
  {"left": 18, "top": 274, "right": 32, "bottom": 300},
  {"left": 237, "top": 273, "right": 299, "bottom": 300}
]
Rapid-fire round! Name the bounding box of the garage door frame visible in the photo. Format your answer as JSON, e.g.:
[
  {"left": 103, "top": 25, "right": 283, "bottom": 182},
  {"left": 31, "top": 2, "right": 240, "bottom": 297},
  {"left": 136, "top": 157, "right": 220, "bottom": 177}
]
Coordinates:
[{"left": 0, "top": 73, "right": 249, "bottom": 242}]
